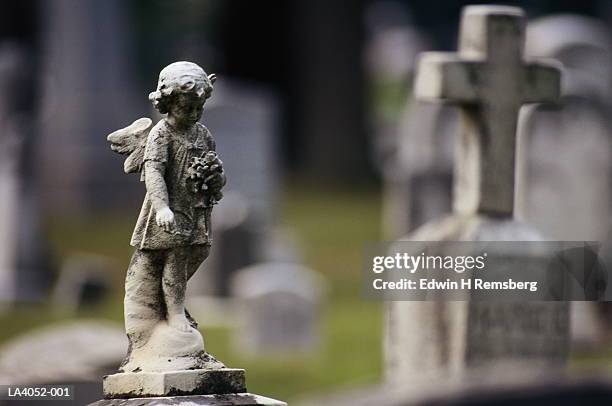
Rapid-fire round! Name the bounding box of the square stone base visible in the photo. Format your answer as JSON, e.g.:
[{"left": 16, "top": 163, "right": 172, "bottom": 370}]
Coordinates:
[
  {"left": 103, "top": 369, "right": 246, "bottom": 399},
  {"left": 88, "top": 393, "right": 286, "bottom": 405}
]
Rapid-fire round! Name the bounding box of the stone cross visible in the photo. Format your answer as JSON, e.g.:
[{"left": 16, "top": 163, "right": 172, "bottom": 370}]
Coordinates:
[
  {"left": 385, "top": 6, "right": 568, "bottom": 388},
  {"left": 415, "top": 5, "right": 560, "bottom": 216}
]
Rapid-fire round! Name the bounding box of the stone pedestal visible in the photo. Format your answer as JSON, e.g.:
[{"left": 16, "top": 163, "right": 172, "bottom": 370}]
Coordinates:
[
  {"left": 89, "top": 393, "right": 286, "bottom": 405},
  {"left": 103, "top": 369, "right": 246, "bottom": 399},
  {"left": 89, "top": 368, "right": 286, "bottom": 405}
]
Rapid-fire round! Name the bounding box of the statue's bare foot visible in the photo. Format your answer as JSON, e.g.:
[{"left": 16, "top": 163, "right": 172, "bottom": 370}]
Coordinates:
[{"left": 168, "top": 313, "right": 192, "bottom": 332}]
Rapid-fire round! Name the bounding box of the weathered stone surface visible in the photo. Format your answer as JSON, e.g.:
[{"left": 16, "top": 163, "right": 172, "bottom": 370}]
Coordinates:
[
  {"left": 101, "top": 61, "right": 284, "bottom": 405},
  {"left": 89, "top": 393, "right": 286, "bottom": 406},
  {"left": 103, "top": 369, "right": 246, "bottom": 399},
  {"left": 386, "top": 217, "right": 569, "bottom": 382},
  {"left": 106, "top": 62, "right": 228, "bottom": 377}
]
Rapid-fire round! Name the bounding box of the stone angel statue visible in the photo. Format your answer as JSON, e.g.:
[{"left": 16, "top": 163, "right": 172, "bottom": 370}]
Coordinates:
[{"left": 102, "top": 61, "right": 246, "bottom": 399}]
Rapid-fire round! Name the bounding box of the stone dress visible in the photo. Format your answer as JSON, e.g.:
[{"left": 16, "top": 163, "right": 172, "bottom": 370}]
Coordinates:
[{"left": 131, "top": 119, "right": 215, "bottom": 250}]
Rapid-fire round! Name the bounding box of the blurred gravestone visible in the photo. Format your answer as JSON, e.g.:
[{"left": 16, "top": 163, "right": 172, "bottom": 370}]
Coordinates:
[
  {"left": 188, "top": 192, "right": 259, "bottom": 297},
  {"left": 187, "top": 80, "right": 280, "bottom": 297},
  {"left": 186, "top": 225, "right": 302, "bottom": 327},
  {"left": 205, "top": 80, "right": 279, "bottom": 227},
  {"left": 364, "top": 2, "right": 442, "bottom": 240},
  {"left": 38, "top": 0, "right": 144, "bottom": 214},
  {"left": 393, "top": 102, "right": 457, "bottom": 238},
  {"left": 0, "top": 320, "right": 126, "bottom": 384},
  {"left": 520, "top": 14, "right": 612, "bottom": 242},
  {"left": 386, "top": 6, "right": 568, "bottom": 384},
  {"left": 518, "top": 14, "right": 612, "bottom": 348},
  {"left": 0, "top": 320, "right": 125, "bottom": 405},
  {"left": 51, "top": 254, "right": 115, "bottom": 313},
  {"left": 231, "top": 262, "right": 325, "bottom": 355},
  {"left": 0, "top": 42, "right": 51, "bottom": 307},
  {"left": 259, "top": 226, "right": 302, "bottom": 264}
]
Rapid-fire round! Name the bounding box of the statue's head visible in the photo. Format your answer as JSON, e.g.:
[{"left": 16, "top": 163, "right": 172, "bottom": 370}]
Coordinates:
[{"left": 149, "top": 61, "right": 216, "bottom": 122}]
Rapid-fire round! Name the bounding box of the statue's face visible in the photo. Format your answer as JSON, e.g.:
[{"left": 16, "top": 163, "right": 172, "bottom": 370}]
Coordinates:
[{"left": 170, "top": 93, "right": 205, "bottom": 124}]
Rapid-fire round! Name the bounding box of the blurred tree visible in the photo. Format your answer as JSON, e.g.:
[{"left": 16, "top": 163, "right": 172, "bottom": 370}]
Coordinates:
[{"left": 289, "top": 0, "right": 371, "bottom": 180}]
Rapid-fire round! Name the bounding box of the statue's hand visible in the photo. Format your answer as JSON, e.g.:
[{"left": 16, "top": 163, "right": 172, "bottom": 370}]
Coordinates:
[{"left": 156, "top": 206, "right": 176, "bottom": 232}]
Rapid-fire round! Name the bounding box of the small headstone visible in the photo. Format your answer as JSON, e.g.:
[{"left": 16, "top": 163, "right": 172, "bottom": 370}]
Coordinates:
[
  {"left": 51, "top": 253, "right": 115, "bottom": 312},
  {"left": 386, "top": 5, "right": 568, "bottom": 385},
  {"left": 231, "top": 262, "right": 326, "bottom": 355}
]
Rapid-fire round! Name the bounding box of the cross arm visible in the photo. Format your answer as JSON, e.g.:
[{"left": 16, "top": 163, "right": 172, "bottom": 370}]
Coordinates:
[
  {"left": 414, "top": 52, "right": 484, "bottom": 103},
  {"left": 522, "top": 60, "right": 562, "bottom": 104}
]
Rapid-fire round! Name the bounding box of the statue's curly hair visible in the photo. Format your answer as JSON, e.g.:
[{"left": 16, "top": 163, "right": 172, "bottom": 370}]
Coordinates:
[{"left": 148, "top": 61, "right": 216, "bottom": 114}]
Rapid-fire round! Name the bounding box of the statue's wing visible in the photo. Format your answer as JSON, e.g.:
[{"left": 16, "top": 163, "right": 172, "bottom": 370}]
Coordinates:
[{"left": 107, "top": 117, "right": 152, "bottom": 174}]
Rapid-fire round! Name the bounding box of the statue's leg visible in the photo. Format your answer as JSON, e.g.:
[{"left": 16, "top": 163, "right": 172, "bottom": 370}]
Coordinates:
[
  {"left": 163, "top": 246, "right": 191, "bottom": 332},
  {"left": 122, "top": 248, "right": 165, "bottom": 369}
]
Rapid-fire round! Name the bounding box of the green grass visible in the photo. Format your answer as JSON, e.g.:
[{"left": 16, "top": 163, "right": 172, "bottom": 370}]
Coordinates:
[
  {"left": 0, "top": 183, "right": 384, "bottom": 403},
  {"left": 200, "top": 298, "right": 382, "bottom": 401}
]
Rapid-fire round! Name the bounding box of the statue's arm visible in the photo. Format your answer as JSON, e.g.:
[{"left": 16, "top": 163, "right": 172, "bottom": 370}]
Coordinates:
[
  {"left": 144, "top": 161, "right": 169, "bottom": 210},
  {"left": 145, "top": 161, "right": 175, "bottom": 231}
]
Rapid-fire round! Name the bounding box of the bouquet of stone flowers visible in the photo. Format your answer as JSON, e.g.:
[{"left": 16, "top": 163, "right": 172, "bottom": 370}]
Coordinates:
[{"left": 186, "top": 151, "right": 224, "bottom": 207}]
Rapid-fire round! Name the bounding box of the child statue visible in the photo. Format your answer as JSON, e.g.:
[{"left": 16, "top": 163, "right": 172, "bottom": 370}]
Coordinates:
[{"left": 104, "top": 61, "right": 246, "bottom": 397}]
